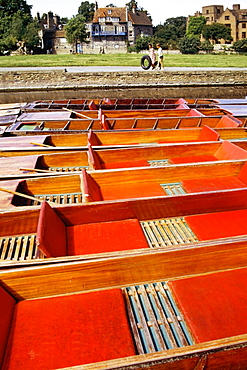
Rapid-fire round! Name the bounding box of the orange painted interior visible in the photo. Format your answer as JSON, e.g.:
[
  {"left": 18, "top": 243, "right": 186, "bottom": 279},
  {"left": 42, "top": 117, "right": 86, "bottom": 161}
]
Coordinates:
[
  {"left": 67, "top": 218, "right": 148, "bottom": 255},
  {"left": 169, "top": 268, "right": 247, "bottom": 343},
  {"left": 3, "top": 289, "right": 136, "bottom": 370}
]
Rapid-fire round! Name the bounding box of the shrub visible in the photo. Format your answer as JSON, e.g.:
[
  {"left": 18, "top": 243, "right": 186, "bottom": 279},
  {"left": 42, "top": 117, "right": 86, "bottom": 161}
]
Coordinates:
[
  {"left": 233, "top": 38, "right": 247, "bottom": 53},
  {"left": 179, "top": 36, "right": 201, "bottom": 54}
]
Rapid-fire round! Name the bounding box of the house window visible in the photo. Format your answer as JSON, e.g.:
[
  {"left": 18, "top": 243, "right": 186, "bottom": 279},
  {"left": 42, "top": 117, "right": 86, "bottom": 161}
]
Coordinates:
[
  {"left": 121, "top": 26, "right": 125, "bottom": 32},
  {"left": 206, "top": 17, "right": 209, "bottom": 21},
  {"left": 242, "top": 32, "right": 246, "bottom": 38},
  {"left": 206, "top": 9, "right": 209, "bottom": 14},
  {"left": 242, "top": 23, "right": 246, "bottom": 28},
  {"left": 106, "top": 17, "right": 112, "bottom": 21},
  {"left": 225, "top": 16, "right": 230, "bottom": 20},
  {"left": 225, "top": 24, "right": 231, "bottom": 28},
  {"left": 107, "top": 9, "right": 112, "bottom": 14},
  {"left": 99, "top": 17, "right": 105, "bottom": 22}
]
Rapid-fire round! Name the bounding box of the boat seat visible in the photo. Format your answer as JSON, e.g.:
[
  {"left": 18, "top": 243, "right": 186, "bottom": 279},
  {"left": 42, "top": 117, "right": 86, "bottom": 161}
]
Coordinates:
[
  {"left": 88, "top": 100, "right": 97, "bottom": 110},
  {"left": 176, "top": 104, "right": 189, "bottom": 109},
  {"left": 101, "top": 181, "right": 166, "bottom": 200},
  {"left": 81, "top": 169, "right": 103, "bottom": 202},
  {"left": 36, "top": 202, "right": 148, "bottom": 256},
  {"left": 67, "top": 218, "right": 149, "bottom": 255},
  {"left": 2, "top": 288, "right": 136, "bottom": 370},
  {"left": 158, "top": 125, "right": 220, "bottom": 144},
  {"left": 169, "top": 267, "right": 247, "bottom": 343},
  {"left": 170, "top": 141, "right": 247, "bottom": 164},
  {"left": 182, "top": 176, "right": 246, "bottom": 193},
  {"left": 185, "top": 109, "right": 205, "bottom": 117},
  {"left": 215, "top": 114, "right": 241, "bottom": 128},
  {"left": 87, "top": 129, "right": 102, "bottom": 146},
  {"left": 185, "top": 209, "right": 247, "bottom": 240},
  {"left": 87, "top": 144, "right": 149, "bottom": 169}
]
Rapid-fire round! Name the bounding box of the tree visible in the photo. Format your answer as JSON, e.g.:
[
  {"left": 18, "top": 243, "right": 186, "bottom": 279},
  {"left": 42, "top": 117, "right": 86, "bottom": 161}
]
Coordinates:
[
  {"left": 106, "top": 4, "right": 116, "bottom": 6},
  {"left": 187, "top": 16, "right": 206, "bottom": 37},
  {"left": 233, "top": 38, "right": 247, "bottom": 53},
  {"left": 0, "top": 0, "right": 40, "bottom": 54},
  {"left": 179, "top": 36, "right": 201, "bottom": 54},
  {"left": 153, "top": 17, "right": 186, "bottom": 49},
  {"left": 135, "top": 35, "right": 151, "bottom": 52},
  {"left": 78, "top": 1, "right": 95, "bottom": 22},
  {"left": 202, "top": 23, "right": 233, "bottom": 43},
  {"left": 0, "top": 0, "right": 32, "bottom": 18},
  {"left": 65, "top": 14, "right": 87, "bottom": 50}
]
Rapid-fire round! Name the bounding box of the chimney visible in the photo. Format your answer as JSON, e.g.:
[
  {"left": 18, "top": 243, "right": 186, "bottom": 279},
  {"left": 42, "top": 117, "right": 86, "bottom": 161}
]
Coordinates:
[
  {"left": 36, "top": 12, "right": 40, "bottom": 21},
  {"left": 47, "top": 11, "right": 54, "bottom": 29},
  {"left": 132, "top": 4, "right": 136, "bottom": 14},
  {"left": 233, "top": 4, "right": 240, "bottom": 11},
  {"left": 95, "top": 1, "right": 98, "bottom": 10}
]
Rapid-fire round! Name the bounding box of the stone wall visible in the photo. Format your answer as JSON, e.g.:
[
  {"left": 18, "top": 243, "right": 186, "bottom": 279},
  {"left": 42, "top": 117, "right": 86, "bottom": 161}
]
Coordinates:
[{"left": 0, "top": 70, "right": 247, "bottom": 91}]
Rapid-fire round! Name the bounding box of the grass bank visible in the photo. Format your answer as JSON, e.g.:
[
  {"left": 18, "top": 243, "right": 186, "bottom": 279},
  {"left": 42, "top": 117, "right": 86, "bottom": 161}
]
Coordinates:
[{"left": 0, "top": 53, "right": 246, "bottom": 68}]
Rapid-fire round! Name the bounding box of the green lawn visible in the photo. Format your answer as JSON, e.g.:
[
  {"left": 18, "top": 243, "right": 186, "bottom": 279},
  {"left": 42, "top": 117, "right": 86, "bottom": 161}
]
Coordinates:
[{"left": 0, "top": 53, "right": 246, "bottom": 68}]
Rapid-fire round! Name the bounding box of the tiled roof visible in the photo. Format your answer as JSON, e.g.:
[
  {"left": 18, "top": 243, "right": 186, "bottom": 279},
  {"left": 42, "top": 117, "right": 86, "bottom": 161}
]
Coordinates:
[
  {"left": 92, "top": 7, "right": 152, "bottom": 26},
  {"left": 92, "top": 7, "right": 128, "bottom": 23},
  {"left": 128, "top": 10, "right": 152, "bottom": 26}
]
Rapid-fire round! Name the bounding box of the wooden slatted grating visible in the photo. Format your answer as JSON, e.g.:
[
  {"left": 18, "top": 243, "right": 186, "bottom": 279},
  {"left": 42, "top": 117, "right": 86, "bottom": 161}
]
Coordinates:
[
  {"left": 21, "top": 193, "right": 83, "bottom": 206},
  {"left": 160, "top": 182, "right": 186, "bottom": 195},
  {"left": 140, "top": 217, "right": 198, "bottom": 248},
  {"left": 0, "top": 234, "right": 44, "bottom": 261},
  {"left": 124, "top": 282, "right": 194, "bottom": 354},
  {"left": 148, "top": 160, "right": 169, "bottom": 167},
  {"left": 45, "top": 166, "right": 88, "bottom": 172}
]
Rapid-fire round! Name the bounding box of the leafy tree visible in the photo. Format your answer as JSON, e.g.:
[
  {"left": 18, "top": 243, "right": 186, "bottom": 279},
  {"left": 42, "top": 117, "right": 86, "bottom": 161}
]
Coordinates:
[
  {"left": 65, "top": 14, "right": 87, "bottom": 49},
  {"left": 0, "top": 0, "right": 40, "bottom": 53},
  {"left": 78, "top": 1, "right": 95, "bottom": 22},
  {"left": 125, "top": 0, "right": 138, "bottom": 11},
  {"left": 153, "top": 16, "right": 186, "bottom": 49},
  {"left": 135, "top": 35, "right": 151, "bottom": 52},
  {"left": 179, "top": 36, "right": 201, "bottom": 54},
  {"left": 202, "top": 23, "right": 232, "bottom": 43},
  {"left": 233, "top": 38, "right": 247, "bottom": 53},
  {"left": 106, "top": 4, "right": 116, "bottom": 6},
  {"left": 187, "top": 16, "right": 206, "bottom": 37},
  {"left": 0, "top": 0, "right": 32, "bottom": 18}
]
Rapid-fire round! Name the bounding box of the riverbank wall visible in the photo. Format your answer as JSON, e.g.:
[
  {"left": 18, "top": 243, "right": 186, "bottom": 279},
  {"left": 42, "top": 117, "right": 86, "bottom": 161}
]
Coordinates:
[{"left": 0, "top": 69, "right": 247, "bottom": 91}]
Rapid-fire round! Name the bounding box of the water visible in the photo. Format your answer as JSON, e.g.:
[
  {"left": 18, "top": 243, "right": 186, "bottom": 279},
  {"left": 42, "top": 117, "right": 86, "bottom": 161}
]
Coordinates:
[{"left": 0, "top": 86, "right": 247, "bottom": 104}]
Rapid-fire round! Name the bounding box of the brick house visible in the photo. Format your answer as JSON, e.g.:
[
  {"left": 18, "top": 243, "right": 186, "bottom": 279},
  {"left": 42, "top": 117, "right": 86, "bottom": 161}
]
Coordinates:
[
  {"left": 83, "top": 5, "right": 153, "bottom": 54},
  {"left": 191, "top": 4, "right": 247, "bottom": 43},
  {"left": 38, "top": 12, "right": 73, "bottom": 54}
]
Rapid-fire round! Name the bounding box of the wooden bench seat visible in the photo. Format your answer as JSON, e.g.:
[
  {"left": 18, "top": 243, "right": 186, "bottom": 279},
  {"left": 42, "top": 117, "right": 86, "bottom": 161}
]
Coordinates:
[
  {"left": 1, "top": 287, "right": 136, "bottom": 369},
  {"left": 67, "top": 219, "right": 149, "bottom": 255},
  {"left": 169, "top": 267, "right": 247, "bottom": 343},
  {"left": 36, "top": 202, "right": 148, "bottom": 257},
  {"left": 170, "top": 140, "right": 247, "bottom": 164},
  {"left": 182, "top": 176, "right": 247, "bottom": 193},
  {"left": 185, "top": 209, "right": 247, "bottom": 240}
]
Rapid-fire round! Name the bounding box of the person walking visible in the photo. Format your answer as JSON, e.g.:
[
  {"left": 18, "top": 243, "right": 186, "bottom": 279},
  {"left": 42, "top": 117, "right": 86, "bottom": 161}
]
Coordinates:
[
  {"left": 156, "top": 43, "right": 164, "bottom": 70},
  {"left": 148, "top": 43, "right": 156, "bottom": 70}
]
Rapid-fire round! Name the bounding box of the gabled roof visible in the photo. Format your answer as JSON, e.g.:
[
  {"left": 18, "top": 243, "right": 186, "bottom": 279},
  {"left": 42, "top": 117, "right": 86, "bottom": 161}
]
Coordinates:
[
  {"left": 128, "top": 10, "right": 152, "bottom": 26},
  {"left": 92, "top": 7, "right": 127, "bottom": 23},
  {"left": 92, "top": 7, "right": 152, "bottom": 26}
]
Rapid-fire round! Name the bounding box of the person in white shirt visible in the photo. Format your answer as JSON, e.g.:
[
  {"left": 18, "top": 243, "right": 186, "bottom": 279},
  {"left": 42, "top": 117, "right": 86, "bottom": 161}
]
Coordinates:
[{"left": 156, "top": 43, "right": 164, "bottom": 70}]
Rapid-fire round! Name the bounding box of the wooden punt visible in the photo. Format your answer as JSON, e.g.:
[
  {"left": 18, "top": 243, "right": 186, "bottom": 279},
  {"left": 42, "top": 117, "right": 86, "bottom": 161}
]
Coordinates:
[
  {"left": 2, "top": 145, "right": 247, "bottom": 206},
  {"left": 1, "top": 193, "right": 247, "bottom": 368},
  {"left": 2, "top": 123, "right": 243, "bottom": 150},
  {"left": 24, "top": 97, "right": 219, "bottom": 110},
  {"left": 3, "top": 114, "right": 245, "bottom": 135},
  {"left": 1, "top": 185, "right": 247, "bottom": 262}
]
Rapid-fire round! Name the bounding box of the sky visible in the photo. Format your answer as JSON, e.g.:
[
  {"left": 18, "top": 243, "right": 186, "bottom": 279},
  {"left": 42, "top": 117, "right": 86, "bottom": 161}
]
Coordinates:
[{"left": 30, "top": 1, "right": 247, "bottom": 26}]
